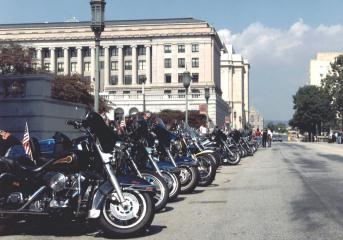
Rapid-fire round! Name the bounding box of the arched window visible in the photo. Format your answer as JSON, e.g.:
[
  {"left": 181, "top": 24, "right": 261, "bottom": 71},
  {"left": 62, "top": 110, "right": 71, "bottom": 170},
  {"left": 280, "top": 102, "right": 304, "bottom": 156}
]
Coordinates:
[{"left": 129, "top": 107, "right": 139, "bottom": 116}]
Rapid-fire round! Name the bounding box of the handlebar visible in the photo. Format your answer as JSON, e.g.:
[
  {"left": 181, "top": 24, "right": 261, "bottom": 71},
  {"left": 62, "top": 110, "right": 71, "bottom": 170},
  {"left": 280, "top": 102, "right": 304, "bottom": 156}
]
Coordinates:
[{"left": 66, "top": 119, "right": 84, "bottom": 129}]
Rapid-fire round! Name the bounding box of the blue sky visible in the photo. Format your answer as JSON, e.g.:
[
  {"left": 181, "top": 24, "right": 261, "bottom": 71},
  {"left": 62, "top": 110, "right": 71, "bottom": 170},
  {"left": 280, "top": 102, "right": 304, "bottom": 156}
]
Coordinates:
[{"left": 1, "top": 0, "right": 343, "bottom": 121}]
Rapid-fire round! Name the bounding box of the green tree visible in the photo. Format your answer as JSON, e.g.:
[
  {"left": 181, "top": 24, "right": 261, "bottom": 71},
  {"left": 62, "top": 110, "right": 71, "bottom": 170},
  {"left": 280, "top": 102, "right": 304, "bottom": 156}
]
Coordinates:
[
  {"left": 289, "top": 85, "right": 334, "bottom": 141},
  {"left": 51, "top": 74, "right": 111, "bottom": 112},
  {"left": 0, "top": 43, "right": 34, "bottom": 74},
  {"left": 321, "top": 55, "right": 343, "bottom": 129}
]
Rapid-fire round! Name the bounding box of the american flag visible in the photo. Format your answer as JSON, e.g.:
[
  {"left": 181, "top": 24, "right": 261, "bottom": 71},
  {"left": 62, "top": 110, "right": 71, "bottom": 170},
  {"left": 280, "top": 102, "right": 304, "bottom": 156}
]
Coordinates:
[{"left": 22, "top": 122, "right": 33, "bottom": 160}]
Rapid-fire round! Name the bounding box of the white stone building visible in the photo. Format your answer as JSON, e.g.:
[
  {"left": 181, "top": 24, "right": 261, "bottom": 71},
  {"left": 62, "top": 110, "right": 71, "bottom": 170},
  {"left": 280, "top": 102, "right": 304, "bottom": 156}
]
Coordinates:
[
  {"left": 221, "top": 44, "right": 250, "bottom": 129},
  {"left": 0, "top": 18, "right": 230, "bottom": 125},
  {"left": 249, "top": 107, "right": 264, "bottom": 130},
  {"left": 309, "top": 52, "right": 343, "bottom": 86}
]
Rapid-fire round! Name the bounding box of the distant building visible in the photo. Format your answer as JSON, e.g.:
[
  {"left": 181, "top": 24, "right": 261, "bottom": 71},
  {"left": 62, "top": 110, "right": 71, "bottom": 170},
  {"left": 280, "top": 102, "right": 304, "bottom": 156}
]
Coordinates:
[
  {"left": 0, "top": 18, "right": 229, "bottom": 125},
  {"left": 249, "top": 107, "right": 263, "bottom": 130},
  {"left": 309, "top": 52, "right": 343, "bottom": 86},
  {"left": 221, "top": 44, "right": 250, "bottom": 129}
]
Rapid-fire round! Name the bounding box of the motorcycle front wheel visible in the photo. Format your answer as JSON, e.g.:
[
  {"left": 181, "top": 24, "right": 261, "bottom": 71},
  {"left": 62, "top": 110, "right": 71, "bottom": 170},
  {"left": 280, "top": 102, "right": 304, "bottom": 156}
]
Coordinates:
[
  {"left": 140, "top": 171, "right": 169, "bottom": 212},
  {"left": 99, "top": 190, "right": 154, "bottom": 237},
  {"left": 226, "top": 150, "right": 241, "bottom": 165},
  {"left": 196, "top": 154, "right": 216, "bottom": 186},
  {"left": 161, "top": 171, "right": 181, "bottom": 201},
  {"left": 179, "top": 166, "right": 199, "bottom": 194}
]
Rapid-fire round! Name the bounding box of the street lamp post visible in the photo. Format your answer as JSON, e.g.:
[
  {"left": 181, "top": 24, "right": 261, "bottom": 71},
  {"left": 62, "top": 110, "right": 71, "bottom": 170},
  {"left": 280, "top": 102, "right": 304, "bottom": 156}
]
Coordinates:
[
  {"left": 90, "top": 0, "right": 106, "bottom": 113},
  {"left": 182, "top": 71, "right": 191, "bottom": 125},
  {"left": 141, "top": 76, "right": 147, "bottom": 112},
  {"left": 204, "top": 86, "right": 210, "bottom": 129}
]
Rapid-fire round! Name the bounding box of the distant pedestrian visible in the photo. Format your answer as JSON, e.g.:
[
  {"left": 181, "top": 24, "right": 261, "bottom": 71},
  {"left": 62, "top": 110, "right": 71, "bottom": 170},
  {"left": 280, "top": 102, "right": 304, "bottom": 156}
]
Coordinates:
[
  {"left": 262, "top": 129, "right": 268, "bottom": 148},
  {"left": 199, "top": 123, "right": 208, "bottom": 136},
  {"left": 267, "top": 128, "right": 273, "bottom": 147},
  {"left": 255, "top": 128, "right": 262, "bottom": 146}
]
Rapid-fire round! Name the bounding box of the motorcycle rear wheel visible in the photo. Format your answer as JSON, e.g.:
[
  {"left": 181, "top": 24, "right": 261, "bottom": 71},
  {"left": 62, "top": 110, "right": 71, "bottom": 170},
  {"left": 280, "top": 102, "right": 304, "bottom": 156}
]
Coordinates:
[{"left": 161, "top": 171, "right": 181, "bottom": 201}]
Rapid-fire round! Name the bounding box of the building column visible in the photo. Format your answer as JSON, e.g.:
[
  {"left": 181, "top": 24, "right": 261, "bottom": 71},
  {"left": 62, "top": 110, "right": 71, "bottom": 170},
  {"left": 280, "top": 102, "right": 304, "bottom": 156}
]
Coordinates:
[
  {"left": 36, "top": 47, "right": 43, "bottom": 69},
  {"left": 104, "top": 46, "right": 110, "bottom": 88},
  {"left": 63, "top": 47, "right": 69, "bottom": 75},
  {"left": 77, "top": 47, "right": 83, "bottom": 75},
  {"left": 118, "top": 45, "right": 124, "bottom": 85},
  {"left": 90, "top": 46, "right": 95, "bottom": 81},
  {"left": 131, "top": 45, "right": 137, "bottom": 84},
  {"left": 145, "top": 45, "right": 151, "bottom": 84},
  {"left": 49, "top": 47, "right": 56, "bottom": 73}
]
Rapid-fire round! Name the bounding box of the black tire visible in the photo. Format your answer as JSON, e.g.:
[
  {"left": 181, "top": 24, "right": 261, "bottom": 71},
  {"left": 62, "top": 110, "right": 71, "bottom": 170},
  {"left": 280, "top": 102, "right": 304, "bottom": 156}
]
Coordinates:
[
  {"left": 196, "top": 154, "right": 216, "bottom": 186},
  {"left": 99, "top": 190, "right": 155, "bottom": 237},
  {"left": 179, "top": 166, "right": 199, "bottom": 194},
  {"left": 226, "top": 150, "right": 241, "bottom": 165},
  {"left": 140, "top": 171, "right": 169, "bottom": 212},
  {"left": 161, "top": 171, "right": 181, "bottom": 201}
]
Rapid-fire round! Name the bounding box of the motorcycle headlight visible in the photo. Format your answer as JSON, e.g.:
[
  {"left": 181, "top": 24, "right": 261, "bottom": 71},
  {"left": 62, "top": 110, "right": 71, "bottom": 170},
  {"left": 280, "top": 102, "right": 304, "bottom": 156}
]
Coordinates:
[{"left": 44, "top": 172, "right": 67, "bottom": 192}]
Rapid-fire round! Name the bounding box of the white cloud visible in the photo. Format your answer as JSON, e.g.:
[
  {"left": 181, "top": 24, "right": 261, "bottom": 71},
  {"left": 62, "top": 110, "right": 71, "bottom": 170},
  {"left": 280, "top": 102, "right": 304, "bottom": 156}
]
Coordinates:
[{"left": 218, "top": 20, "right": 343, "bottom": 120}]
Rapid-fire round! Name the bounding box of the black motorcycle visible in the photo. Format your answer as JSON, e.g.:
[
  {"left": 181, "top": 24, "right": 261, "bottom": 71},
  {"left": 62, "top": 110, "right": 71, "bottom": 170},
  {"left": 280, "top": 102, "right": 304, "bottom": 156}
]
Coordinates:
[{"left": 0, "top": 112, "right": 155, "bottom": 237}]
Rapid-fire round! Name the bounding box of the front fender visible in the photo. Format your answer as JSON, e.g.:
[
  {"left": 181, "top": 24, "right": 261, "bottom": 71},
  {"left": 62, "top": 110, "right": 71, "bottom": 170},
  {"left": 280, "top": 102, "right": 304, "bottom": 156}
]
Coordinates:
[
  {"left": 195, "top": 150, "right": 215, "bottom": 156},
  {"left": 174, "top": 156, "right": 198, "bottom": 167}
]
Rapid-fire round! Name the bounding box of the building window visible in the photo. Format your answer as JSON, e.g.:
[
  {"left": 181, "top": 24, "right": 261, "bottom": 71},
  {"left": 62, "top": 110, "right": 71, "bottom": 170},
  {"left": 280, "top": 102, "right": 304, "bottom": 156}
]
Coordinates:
[
  {"left": 111, "top": 47, "right": 118, "bottom": 56},
  {"left": 32, "top": 63, "right": 38, "bottom": 70},
  {"left": 43, "top": 50, "right": 50, "bottom": 58},
  {"left": 164, "top": 58, "right": 172, "bottom": 68},
  {"left": 192, "top": 58, "right": 199, "bottom": 68},
  {"left": 123, "top": 90, "right": 130, "bottom": 94},
  {"left": 138, "top": 75, "right": 146, "bottom": 84},
  {"left": 138, "top": 60, "right": 146, "bottom": 70},
  {"left": 178, "top": 44, "right": 185, "bottom": 53},
  {"left": 124, "top": 47, "right": 132, "bottom": 56},
  {"left": 165, "top": 74, "right": 172, "bottom": 83},
  {"left": 125, "top": 61, "right": 132, "bottom": 70},
  {"left": 178, "top": 58, "right": 185, "bottom": 68},
  {"left": 31, "top": 49, "right": 37, "bottom": 59},
  {"left": 99, "top": 47, "right": 104, "bottom": 57},
  {"left": 111, "top": 61, "right": 118, "bottom": 70},
  {"left": 84, "top": 62, "right": 91, "bottom": 72},
  {"left": 192, "top": 73, "right": 199, "bottom": 83},
  {"left": 192, "top": 44, "right": 199, "bottom": 52},
  {"left": 178, "top": 89, "right": 185, "bottom": 98},
  {"left": 191, "top": 89, "right": 200, "bottom": 98},
  {"left": 70, "top": 48, "right": 77, "bottom": 57},
  {"left": 83, "top": 48, "right": 91, "bottom": 57},
  {"left": 84, "top": 76, "right": 91, "bottom": 82},
  {"left": 138, "top": 46, "right": 146, "bottom": 56},
  {"left": 164, "top": 90, "right": 172, "bottom": 98},
  {"left": 178, "top": 73, "right": 183, "bottom": 83},
  {"left": 164, "top": 45, "right": 172, "bottom": 53},
  {"left": 137, "top": 90, "right": 142, "bottom": 94},
  {"left": 110, "top": 75, "right": 118, "bottom": 85},
  {"left": 124, "top": 75, "right": 132, "bottom": 85},
  {"left": 56, "top": 48, "right": 63, "bottom": 58},
  {"left": 100, "top": 61, "right": 104, "bottom": 69},
  {"left": 44, "top": 63, "right": 50, "bottom": 71},
  {"left": 109, "top": 90, "right": 116, "bottom": 94},
  {"left": 57, "top": 62, "right": 64, "bottom": 72},
  {"left": 70, "top": 62, "right": 77, "bottom": 72}
]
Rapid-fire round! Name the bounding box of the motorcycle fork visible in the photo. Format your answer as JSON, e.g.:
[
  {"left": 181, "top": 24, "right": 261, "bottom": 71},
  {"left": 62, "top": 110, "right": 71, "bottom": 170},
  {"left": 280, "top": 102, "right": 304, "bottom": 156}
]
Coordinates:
[
  {"left": 147, "top": 154, "right": 163, "bottom": 176},
  {"left": 95, "top": 143, "right": 126, "bottom": 204},
  {"left": 165, "top": 149, "right": 178, "bottom": 168},
  {"left": 125, "top": 149, "right": 143, "bottom": 178}
]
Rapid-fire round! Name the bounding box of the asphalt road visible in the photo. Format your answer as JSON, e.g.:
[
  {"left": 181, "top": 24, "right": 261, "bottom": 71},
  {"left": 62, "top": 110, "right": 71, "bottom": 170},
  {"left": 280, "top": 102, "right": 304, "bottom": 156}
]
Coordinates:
[{"left": 2, "top": 142, "right": 343, "bottom": 240}]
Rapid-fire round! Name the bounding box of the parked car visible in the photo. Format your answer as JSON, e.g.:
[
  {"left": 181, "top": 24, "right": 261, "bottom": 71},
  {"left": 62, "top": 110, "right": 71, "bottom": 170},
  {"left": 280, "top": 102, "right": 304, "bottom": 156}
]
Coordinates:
[{"left": 272, "top": 134, "right": 283, "bottom": 142}]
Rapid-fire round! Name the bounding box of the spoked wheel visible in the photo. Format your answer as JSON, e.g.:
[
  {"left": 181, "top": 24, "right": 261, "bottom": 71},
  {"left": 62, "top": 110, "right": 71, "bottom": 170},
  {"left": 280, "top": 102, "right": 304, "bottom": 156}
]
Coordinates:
[
  {"left": 179, "top": 166, "right": 199, "bottom": 194},
  {"left": 196, "top": 154, "right": 216, "bottom": 186},
  {"left": 161, "top": 171, "right": 181, "bottom": 201},
  {"left": 99, "top": 190, "right": 154, "bottom": 237},
  {"left": 140, "top": 171, "right": 169, "bottom": 212},
  {"left": 226, "top": 150, "right": 241, "bottom": 165}
]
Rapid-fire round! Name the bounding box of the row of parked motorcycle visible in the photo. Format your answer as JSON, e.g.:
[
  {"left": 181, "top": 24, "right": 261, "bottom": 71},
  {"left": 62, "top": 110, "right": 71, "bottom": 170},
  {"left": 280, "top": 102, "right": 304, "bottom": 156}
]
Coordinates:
[{"left": 0, "top": 112, "right": 258, "bottom": 237}]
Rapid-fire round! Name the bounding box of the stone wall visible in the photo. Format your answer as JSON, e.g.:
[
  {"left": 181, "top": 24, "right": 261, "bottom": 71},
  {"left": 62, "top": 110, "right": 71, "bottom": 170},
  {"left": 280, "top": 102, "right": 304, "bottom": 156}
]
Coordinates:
[{"left": 0, "top": 74, "right": 86, "bottom": 139}]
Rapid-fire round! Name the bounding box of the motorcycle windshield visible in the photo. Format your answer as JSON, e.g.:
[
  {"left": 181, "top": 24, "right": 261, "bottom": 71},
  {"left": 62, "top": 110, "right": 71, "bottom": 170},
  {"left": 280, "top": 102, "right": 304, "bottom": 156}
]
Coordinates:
[
  {"left": 154, "top": 118, "right": 176, "bottom": 148},
  {"left": 183, "top": 123, "right": 199, "bottom": 139}
]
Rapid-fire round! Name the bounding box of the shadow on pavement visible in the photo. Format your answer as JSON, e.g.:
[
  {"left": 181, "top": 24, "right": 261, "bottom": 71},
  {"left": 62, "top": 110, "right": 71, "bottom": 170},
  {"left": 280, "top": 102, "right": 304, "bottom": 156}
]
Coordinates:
[
  {"left": 317, "top": 153, "right": 343, "bottom": 163},
  {"left": 0, "top": 219, "right": 166, "bottom": 239},
  {"left": 156, "top": 206, "right": 174, "bottom": 214},
  {"left": 294, "top": 158, "right": 329, "bottom": 172}
]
